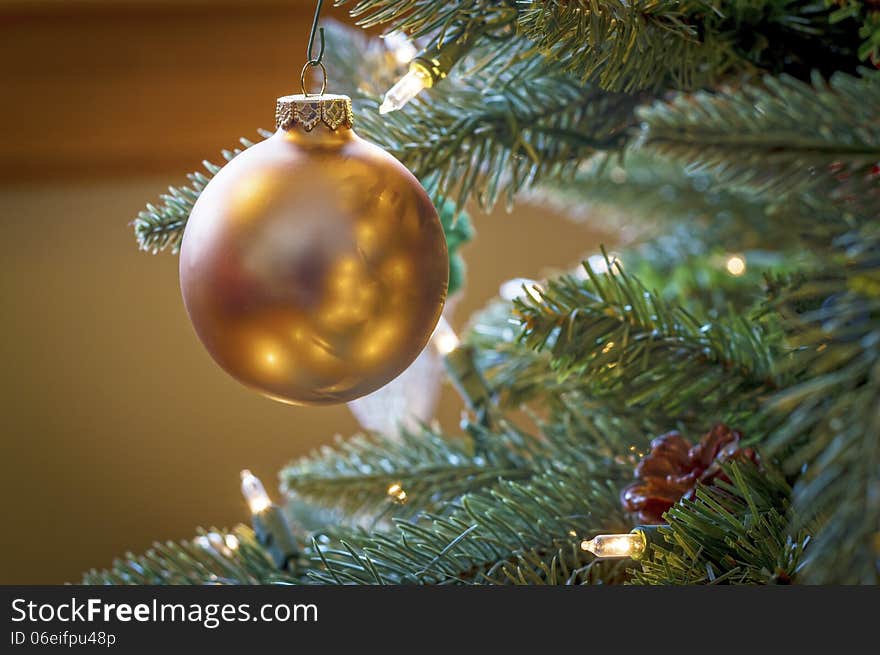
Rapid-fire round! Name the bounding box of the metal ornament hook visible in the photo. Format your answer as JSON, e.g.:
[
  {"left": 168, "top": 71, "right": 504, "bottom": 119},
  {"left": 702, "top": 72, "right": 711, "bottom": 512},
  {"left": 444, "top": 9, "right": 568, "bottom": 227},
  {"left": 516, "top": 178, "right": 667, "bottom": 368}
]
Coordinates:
[
  {"left": 301, "top": 61, "right": 328, "bottom": 97},
  {"left": 300, "top": 0, "right": 327, "bottom": 96},
  {"left": 306, "top": 0, "right": 326, "bottom": 66}
]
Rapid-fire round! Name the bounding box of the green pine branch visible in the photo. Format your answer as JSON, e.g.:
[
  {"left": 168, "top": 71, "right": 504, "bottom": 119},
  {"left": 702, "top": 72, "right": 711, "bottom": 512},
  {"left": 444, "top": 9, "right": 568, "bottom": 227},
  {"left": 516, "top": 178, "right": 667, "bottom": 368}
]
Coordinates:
[
  {"left": 335, "top": 0, "right": 516, "bottom": 39},
  {"left": 282, "top": 391, "right": 654, "bottom": 525},
  {"left": 633, "top": 462, "right": 809, "bottom": 584},
  {"left": 512, "top": 258, "right": 782, "bottom": 426},
  {"left": 534, "top": 152, "right": 770, "bottom": 240},
  {"left": 335, "top": 0, "right": 864, "bottom": 91},
  {"left": 485, "top": 545, "right": 630, "bottom": 584},
  {"left": 309, "top": 465, "right": 633, "bottom": 584},
  {"left": 354, "top": 43, "right": 643, "bottom": 211},
  {"left": 81, "top": 526, "right": 298, "bottom": 585},
  {"left": 466, "top": 297, "right": 562, "bottom": 405},
  {"left": 638, "top": 72, "right": 880, "bottom": 201},
  {"left": 294, "top": 395, "right": 648, "bottom": 584},
  {"left": 829, "top": 0, "right": 880, "bottom": 62},
  {"left": 324, "top": 16, "right": 644, "bottom": 211},
  {"left": 762, "top": 227, "right": 880, "bottom": 583},
  {"left": 281, "top": 427, "right": 533, "bottom": 522},
  {"left": 518, "top": 0, "right": 867, "bottom": 92},
  {"left": 467, "top": 298, "right": 698, "bottom": 441},
  {"left": 133, "top": 134, "right": 269, "bottom": 254},
  {"left": 534, "top": 151, "right": 861, "bottom": 256},
  {"left": 517, "top": 0, "right": 734, "bottom": 93}
]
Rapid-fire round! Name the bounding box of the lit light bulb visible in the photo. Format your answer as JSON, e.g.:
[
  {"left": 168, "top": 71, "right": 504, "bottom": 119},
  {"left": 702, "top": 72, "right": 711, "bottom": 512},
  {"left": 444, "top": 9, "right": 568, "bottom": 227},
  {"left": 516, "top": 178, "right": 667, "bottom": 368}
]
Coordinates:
[
  {"left": 387, "top": 482, "right": 408, "bottom": 504},
  {"left": 380, "top": 65, "right": 432, "bottom": 114},
  {"left": 431, "top": 315, "right": 460, "bottom": 356},
  {"left": 383, "top": 31, "right": 418, "bottom": 65},
  {"left": 240, "top": 469, "right": 272, "bottom": 515},
  {"left": 239, "top": 470, "right": 300, "bottom": 569},
  {"left": 499, "top": 278, "right": 543, "bottom": 302},
  {"left": 380, "top": 31, "right": 472, "bottom": 115},
  {"left": 726, "top": 255, "right": 747, "bottom": 276},
  {"left": 580, "top": 531, "right": 646, "bottom": 559}
]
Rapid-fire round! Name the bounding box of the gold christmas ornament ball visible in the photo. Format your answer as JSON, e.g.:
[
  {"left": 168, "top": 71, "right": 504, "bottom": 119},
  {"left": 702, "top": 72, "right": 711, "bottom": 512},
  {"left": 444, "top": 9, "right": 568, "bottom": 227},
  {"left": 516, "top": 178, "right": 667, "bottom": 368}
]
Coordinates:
[{"left": 179, "top": 93, "right": 449, "bottom": 405}]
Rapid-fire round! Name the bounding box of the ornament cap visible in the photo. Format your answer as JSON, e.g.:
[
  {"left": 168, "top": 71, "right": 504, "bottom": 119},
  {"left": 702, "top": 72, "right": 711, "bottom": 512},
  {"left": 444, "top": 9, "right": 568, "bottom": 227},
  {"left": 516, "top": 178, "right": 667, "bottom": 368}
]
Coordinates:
[{"left": 275, "top": 94, "right": 354, "bottom": 133}]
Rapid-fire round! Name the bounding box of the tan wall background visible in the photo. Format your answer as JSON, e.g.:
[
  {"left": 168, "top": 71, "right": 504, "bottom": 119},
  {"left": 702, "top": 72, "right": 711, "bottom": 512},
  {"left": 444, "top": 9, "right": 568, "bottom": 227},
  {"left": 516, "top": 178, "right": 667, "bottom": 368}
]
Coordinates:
[{"left": 0, "top": 0, "right": 607, "bottom": 583}]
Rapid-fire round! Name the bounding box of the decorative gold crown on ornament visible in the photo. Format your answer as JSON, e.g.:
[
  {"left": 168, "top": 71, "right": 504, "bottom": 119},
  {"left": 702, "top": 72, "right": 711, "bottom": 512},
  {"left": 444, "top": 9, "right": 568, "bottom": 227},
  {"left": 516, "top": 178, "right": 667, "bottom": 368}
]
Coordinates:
[{"left": 275, "top": 94, "right": 354, "bottom": 132}]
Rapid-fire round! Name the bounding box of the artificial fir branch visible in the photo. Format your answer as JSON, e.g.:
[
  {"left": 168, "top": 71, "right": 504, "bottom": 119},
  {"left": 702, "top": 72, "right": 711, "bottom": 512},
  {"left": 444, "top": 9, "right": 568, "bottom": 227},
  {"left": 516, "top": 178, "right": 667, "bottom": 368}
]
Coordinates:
[
  {"left": 281, "top": 428, "right": 533, "bottom": 522},
  {"left": 512, "top": 260, "right": 782, "bottom": 425},
  {"left": 309, "top": 465, "right": 632, "bottom": 584},
  {"left": 486, "top": 545, "right": 630, "bottom": 584},
  {"left": 468, "top": 298, "right": 706, "bottom": 440},
  {"left": 517, "top": 0, "right": 733, "bottom": 92},
  {"left": 281, "top": 396, "right": 656, "bottom": 525},
  {"left": 829, "top": 0, "right": 880, "bottom": 62},
  {"left": 520, "top": 0, "right": 867, "bottom": 88},
  {"left": 639, "top": 72, "right": 880, "bottom": 201},
  {"left": 81, "top": 526, "right": 300, "bottom": 585},
  {"left": 354, "top": 45, "right": 643, "bottom": 211},
  {"left": 133, "top": 134, "right": 268, "bottom": 254},
  {"left": 335, "top": 0, "right": 517, "bottom": 40},
  {"left": 633, "top": 462, "right": 809, "bottom": 584},
  {"left": 294, "top": 403, "right": 648, "bottom": 584},
  {"left": 531, "top": 152, "right": 772, "bottom": 242},
  {"left": 533, "top": 151, "right": 858, "bottom": 257},
  {"left": 324, "top": 20, "right": 643, "bottom": 211},
  {"left": 336, "top": 0, "right": 864, "bottom": 87},
  {"left": 762, "top": 227, "right": 880, "bottom": 583}
]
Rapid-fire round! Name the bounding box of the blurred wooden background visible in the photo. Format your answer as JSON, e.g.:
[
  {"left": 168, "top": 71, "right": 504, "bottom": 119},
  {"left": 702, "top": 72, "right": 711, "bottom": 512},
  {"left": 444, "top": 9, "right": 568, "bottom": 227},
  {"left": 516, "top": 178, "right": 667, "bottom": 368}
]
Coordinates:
[
  {"left": 0, "top": 0, "right": 352, "bottom": 181},
  {"left": 0, "top": 0, "right": 607, "bottom": 583}
]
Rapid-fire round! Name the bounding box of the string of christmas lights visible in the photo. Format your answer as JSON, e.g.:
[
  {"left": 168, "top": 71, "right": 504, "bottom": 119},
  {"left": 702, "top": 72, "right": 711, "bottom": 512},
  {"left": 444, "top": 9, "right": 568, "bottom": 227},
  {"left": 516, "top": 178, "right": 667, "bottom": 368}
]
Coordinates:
[{"left": 239, "top": 468, "right": 660, "bottom": 566}]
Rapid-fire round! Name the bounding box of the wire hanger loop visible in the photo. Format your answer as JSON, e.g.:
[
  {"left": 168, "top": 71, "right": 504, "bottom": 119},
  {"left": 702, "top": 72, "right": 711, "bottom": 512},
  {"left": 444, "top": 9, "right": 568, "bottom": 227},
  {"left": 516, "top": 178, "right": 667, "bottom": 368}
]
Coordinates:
[{"left": 301, "top": 61, "right": 328, "bottom": 97}]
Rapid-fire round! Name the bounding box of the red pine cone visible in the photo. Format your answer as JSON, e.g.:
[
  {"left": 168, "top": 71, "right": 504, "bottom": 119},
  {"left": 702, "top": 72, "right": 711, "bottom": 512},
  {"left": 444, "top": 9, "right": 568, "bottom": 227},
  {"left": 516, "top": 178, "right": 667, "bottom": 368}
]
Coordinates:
[{"left": 620, "top": 424, "right": 759, "bottom": 524}]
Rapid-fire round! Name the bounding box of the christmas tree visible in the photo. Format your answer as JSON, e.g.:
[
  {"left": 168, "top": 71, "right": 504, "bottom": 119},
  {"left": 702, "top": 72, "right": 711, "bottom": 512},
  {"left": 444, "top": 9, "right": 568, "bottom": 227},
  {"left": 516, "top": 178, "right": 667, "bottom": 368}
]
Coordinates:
[{"left": 88, "top": 0, "right": 880, "bottom": 585}]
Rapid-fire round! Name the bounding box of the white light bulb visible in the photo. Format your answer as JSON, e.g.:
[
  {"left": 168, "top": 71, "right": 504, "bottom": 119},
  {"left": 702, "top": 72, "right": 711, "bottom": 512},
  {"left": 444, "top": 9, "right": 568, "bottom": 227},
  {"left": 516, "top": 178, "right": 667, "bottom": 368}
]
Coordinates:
[
  {"left": 431, "top": 315, "right": 460, "bottom": 356},
  {"left": 380, "top": 66, "right": 432, "bottom": 114},
  {"left": 726, "top": 255, "right": 746, "bottom": 276},
  {"left": 580, "top": 532, "right": 646, "bottom": 559},
  {"left": 240, "top": 469, "right": 272, "bottom": 515}
]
